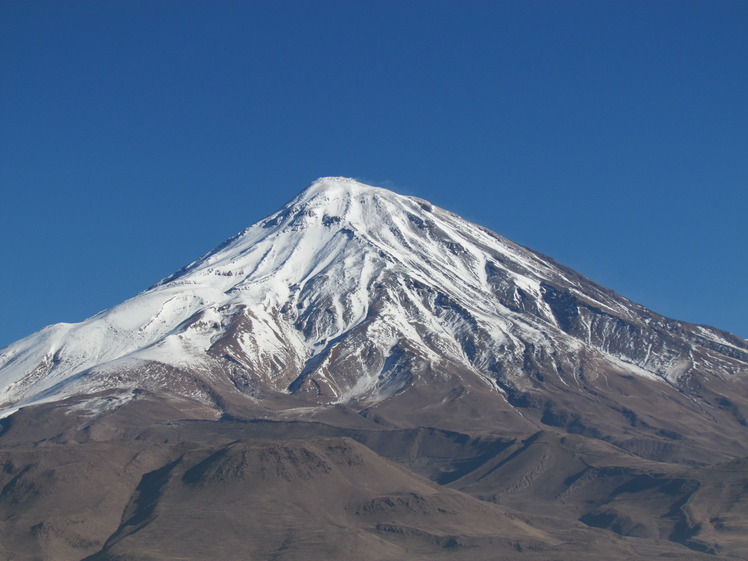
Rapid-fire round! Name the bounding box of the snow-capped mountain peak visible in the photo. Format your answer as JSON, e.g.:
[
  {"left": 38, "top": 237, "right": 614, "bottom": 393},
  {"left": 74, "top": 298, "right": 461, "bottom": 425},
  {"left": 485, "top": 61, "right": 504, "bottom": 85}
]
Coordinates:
[{"left": 1, "top": 178, "right": 746, "bottom": 420}]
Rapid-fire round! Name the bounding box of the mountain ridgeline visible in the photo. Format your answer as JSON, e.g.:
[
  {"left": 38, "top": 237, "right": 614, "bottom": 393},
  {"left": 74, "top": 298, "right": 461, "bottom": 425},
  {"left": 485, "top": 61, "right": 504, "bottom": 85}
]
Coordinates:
[{"left": 0, "top": 177, "right": 746, "bottom": 561}]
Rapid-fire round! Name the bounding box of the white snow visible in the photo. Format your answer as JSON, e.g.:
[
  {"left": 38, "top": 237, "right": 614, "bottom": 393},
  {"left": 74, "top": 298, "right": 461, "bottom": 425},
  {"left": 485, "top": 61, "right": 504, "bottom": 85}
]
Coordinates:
[{"left": 1, "top": 177, "right": 742, "bottom": 417}]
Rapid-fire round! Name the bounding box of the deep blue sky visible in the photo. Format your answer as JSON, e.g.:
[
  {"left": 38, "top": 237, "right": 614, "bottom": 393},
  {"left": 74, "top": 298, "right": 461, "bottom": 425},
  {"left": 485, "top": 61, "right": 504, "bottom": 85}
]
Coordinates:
[{"left": 1, "top": 0, "right": 746, "bottom": 346}]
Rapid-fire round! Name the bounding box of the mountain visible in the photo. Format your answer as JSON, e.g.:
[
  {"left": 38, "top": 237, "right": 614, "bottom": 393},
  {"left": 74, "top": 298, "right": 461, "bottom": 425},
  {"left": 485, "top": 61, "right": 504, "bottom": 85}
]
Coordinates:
[{"left": 1, "top": 177, "right": 747, "bottom": 560}]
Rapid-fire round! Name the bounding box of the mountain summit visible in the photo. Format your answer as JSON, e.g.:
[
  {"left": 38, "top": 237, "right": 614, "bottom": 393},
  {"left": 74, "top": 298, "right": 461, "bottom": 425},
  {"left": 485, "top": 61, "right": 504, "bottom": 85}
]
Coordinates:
[
  {"left": 2, "top": 178, "right": 748, "bottom": 423},
  {"left": 2, "top": 177, "right": 747, "bottom": 450},
  {"left": 1, "top": 178, "right": 747, "bottom": 560}
]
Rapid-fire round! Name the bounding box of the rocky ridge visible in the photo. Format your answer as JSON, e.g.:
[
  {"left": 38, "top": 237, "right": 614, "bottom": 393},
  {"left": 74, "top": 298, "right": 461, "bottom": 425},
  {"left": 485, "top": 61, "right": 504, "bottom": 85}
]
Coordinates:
[{"left": 0, "top": 177, "right": 746, "bottom": 560}]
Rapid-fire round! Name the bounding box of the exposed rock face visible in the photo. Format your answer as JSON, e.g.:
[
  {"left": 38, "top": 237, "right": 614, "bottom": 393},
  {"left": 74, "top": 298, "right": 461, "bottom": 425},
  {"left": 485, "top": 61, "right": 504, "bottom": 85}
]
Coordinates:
[
  {"left": 2, "top": 177, "right": 746, "bottom": 454},
  {"left": 0, "top": 177, "right": 746, "bottom": 560}
]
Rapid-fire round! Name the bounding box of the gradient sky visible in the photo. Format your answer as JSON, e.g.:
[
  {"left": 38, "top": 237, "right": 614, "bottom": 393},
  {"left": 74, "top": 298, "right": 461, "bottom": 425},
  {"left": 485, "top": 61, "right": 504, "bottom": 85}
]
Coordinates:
[{"left": 1, "top": 0, "right": 747, "bottom": 347}]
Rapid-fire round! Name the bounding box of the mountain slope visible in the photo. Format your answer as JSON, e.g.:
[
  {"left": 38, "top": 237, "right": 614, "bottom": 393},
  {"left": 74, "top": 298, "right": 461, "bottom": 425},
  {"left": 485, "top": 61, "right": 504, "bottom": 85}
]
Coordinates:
[
  {"left": 1, "top": 432, "right": 725, "bottom": 561},
  {"left": 1, "top": 176, "right": 747, "bottom": 560},
  {"left": 1, "top": 178, "right": 747, "bottom": 456}
]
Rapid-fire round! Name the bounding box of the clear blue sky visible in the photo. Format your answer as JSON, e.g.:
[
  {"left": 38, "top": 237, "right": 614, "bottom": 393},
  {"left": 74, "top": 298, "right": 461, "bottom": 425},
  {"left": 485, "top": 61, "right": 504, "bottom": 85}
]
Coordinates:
[{"left": 1, "top": 0, "right": 746, "bottom": 346}]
